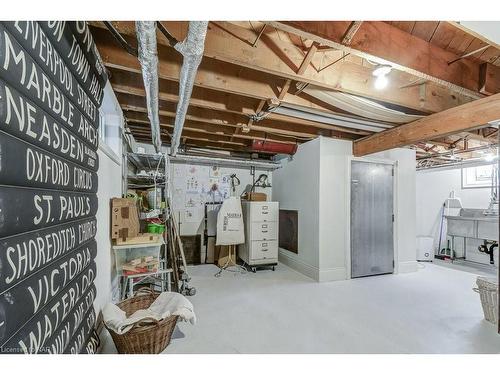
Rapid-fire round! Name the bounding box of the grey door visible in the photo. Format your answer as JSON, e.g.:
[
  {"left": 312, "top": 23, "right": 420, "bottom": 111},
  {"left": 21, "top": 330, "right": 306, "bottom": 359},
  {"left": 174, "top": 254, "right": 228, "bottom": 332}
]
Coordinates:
[{"left": 351, "top": 161, "right": 394, "bottom": 278}]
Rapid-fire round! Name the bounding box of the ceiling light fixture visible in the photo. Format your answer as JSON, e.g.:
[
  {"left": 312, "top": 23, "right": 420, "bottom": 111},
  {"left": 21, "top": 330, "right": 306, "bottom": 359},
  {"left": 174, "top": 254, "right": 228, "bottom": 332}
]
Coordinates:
[{"left": 372, "top": 64, "right": 392, "bottom": 90}]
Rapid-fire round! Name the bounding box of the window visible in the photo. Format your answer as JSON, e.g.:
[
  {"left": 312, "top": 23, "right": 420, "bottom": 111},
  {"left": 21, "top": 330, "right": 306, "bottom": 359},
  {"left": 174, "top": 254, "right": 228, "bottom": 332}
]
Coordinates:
[
  {"left": 461, "top": 164, "right": 498, "bottom": 189},
  {"left": 98, "top": 81, "right": 123, "bottom": 160}
]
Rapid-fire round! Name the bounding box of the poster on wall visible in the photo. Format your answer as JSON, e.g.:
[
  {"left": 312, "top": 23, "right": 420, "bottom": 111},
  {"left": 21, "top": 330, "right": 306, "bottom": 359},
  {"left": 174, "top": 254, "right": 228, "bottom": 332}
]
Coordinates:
[{"left": 0, "top": 21, "right": 106, "bottom": 354}]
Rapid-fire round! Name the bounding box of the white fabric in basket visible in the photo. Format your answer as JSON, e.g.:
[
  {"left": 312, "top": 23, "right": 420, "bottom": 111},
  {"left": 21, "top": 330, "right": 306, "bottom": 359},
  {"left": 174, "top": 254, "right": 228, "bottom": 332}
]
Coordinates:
[{"left": 103, "top": 292, "right": 196, "bottom": 334}]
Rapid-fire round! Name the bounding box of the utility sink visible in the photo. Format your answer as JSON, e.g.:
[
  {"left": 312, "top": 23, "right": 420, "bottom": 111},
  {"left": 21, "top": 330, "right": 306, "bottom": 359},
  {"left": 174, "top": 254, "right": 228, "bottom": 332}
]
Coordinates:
[{"left": 446, "top": 209, "right": 499, "bottom": 241}]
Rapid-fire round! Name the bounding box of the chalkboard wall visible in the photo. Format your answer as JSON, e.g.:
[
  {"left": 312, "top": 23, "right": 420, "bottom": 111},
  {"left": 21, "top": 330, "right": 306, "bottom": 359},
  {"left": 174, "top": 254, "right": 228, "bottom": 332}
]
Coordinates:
[{"left": 0, "top": 21, "right": 106, "bottom": 354}]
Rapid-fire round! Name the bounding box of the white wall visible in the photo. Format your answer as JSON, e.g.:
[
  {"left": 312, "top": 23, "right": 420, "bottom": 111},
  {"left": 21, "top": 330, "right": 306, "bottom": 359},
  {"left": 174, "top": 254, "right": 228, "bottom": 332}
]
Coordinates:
[
  {"left": 273, "top": 138, "right": 321, "bottom": 279},
  {"left": 273, "top": 136, "right": 417, "bottom": 282},
  {"left": 95, "top": 146, "right": 122, "bottom": 311},
  {"left": 173, "top": 164, "right": 273, "bottom": 237},
  {"left": 416, "top": 167, "right": 495, "bottom": 265},
  {"left": 94, "top": 83, "right": 124, "bottom": 313},
  {"left": 318, "top": 137, "right": 352, "bottom": 281}
]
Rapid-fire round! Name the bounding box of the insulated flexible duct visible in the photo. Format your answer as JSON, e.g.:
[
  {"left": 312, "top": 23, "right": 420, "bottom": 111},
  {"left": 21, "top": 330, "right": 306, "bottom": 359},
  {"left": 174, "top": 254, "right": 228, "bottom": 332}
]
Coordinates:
[
  {"left": 135, "top": 21, "right": 162, "bottom": 153},
  {"left": 170, "top": 21, "right": 208, "bottom": 156}
]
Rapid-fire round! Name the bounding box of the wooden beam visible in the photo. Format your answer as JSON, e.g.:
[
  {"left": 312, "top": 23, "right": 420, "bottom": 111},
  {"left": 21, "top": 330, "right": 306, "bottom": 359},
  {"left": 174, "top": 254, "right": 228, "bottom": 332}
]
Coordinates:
[
  {"left": 277, "top": 41, "right": 319, "bottom": 100},
  {"left": 341, "top": 21, "right": 363, "bottom": 45},
  {"left": 122, "top": 103, "right": 361, "bottom": 141},
  {"left": 94, "top": 28, "right": 349, "bottom": 116},
  {"left": 269, "top": 21, "right": 499, "bottom": 97},
  {"left": 91, "top": 23, "right": 472, "bottom": 113},
  {"left": 124, "top": 110, "right": 302, "bottom": 145},
  {"left": 133, "top": 135, "right": 249, "bottom": 153},
  {"left": 128, "top": 125, "right": 249, "bottom": 146},
  {"left": 353, "top": 93, "right": 500, "bottom": 156},
  {"left": 109, "top": 67, "right": 259, "bottom": 116},
  {"left": 111, "top": 79, "right": 369, "bottom": 137},
  {"left": 117, "top": 92, "right": 366, "bottom": 139}
]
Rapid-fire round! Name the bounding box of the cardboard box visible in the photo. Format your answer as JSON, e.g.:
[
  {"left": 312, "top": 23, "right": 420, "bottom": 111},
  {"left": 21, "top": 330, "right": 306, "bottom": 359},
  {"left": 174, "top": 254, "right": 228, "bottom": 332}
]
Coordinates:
[
  {"left": 111, "top": 198, "right": 140, "bottom": 240},
  {"left": 242, "top": 192, "right": 267, "bottom": 201}
]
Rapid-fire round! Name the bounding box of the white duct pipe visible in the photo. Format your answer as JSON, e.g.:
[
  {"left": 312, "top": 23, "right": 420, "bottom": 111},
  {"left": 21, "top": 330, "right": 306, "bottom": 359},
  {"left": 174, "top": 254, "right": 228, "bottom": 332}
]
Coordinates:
[
  {"left": 170, "top": 154, "right": 281, "bottom": 171},
  {"left": 170, "top": 21, "right": 208, "bottom": 156},
  {"left": 135, "top": 21, "right": 162, "bottom": 153}
]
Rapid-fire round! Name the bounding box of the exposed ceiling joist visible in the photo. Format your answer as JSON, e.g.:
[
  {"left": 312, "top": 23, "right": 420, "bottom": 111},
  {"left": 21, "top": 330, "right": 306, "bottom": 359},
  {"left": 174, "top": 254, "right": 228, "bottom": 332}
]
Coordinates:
[
  {"left": 353, "top": 92, "right": 500, "bottom": 156},
  {"left": 132, "top": 135, "right": 250, "bottom": 153},
  {"left": 268, "top": 21, "right": 500, "bottom": 97},
  {"left": 341, "top": 21, "right": 363, "bottom": 45},
  {"left": 93, "top": 27, "right": 352, "bottom": 116},
  {"left": 125, "top": 111, "right": 304, "bottom": 144},
  {"left": 122, "top": 101, "right": 362, "bottom": 140},
  {"left": 91, "top": 23, "right": 472, "bottom": 114}
]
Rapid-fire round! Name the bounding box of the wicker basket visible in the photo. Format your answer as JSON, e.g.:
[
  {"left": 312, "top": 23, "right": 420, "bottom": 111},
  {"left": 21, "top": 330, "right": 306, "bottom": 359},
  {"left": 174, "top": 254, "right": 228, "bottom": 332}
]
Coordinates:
[
  {"left": 105, "top": 289, "right": 179, "bottom": 354},
  {"left": 473, "top": 277, "right": 498, "bottom": 325}
]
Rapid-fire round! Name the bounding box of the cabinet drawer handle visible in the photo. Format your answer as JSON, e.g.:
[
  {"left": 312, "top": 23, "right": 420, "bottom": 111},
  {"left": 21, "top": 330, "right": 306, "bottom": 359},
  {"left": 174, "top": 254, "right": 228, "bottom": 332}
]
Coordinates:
[
  {"left": 262, "top": 249, "right": 268, "bottom": 252},
  {"left": 262, "top": 206, "right": 268, "bottom": 210},
  {"left": 262, "top": 243, "right": 268, "bottom": 247},
  {"left": 262, "top": 230, "right": 268, "bottom": 233},
  {"left": 262, "top": 224, "right": 268, "bottom": 229}
]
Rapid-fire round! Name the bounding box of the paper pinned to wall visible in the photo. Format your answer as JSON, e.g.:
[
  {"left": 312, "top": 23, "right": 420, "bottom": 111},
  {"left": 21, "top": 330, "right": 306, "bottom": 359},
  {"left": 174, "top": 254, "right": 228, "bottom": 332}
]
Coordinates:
[
  {"left": 219, "top": 174, "right": 232, "bottom": 199},
  {"left": 209, "top": 165, "right": 221, "bottom": 178},
  {"left": 186, "top": 175, "right": 201, "bottom": 193},
  {"left": 185, "top": 191, "right": 204, "bottom": 208}
]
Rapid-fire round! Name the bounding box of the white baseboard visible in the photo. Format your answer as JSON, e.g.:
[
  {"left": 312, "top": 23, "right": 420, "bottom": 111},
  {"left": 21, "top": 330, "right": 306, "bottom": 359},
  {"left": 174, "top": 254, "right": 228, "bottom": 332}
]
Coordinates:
[
  {"left": 398, "top": 260, "right": 418, "bottom": 273},
  {"left": 278, "top": 250, "right": 319, "bottom": 281},
  {"left": 278, "top": 250, "right": 348, "bottom": 282},
  {"left": 318, "top": 267, "right": 347, "bottom": 282}
]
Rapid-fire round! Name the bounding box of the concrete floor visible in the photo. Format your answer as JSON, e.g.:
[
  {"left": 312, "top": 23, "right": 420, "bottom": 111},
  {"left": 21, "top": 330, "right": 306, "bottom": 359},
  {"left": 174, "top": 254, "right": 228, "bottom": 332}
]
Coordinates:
[{"left": 102, "top": 261, "right": 500, "bottom": 354}]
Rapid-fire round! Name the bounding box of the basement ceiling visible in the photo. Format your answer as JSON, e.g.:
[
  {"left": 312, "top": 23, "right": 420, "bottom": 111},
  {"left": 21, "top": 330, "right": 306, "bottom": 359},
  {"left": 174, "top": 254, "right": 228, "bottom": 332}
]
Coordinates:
[{"left": 91, "top": 21, "right": 499, "bottom": 162}]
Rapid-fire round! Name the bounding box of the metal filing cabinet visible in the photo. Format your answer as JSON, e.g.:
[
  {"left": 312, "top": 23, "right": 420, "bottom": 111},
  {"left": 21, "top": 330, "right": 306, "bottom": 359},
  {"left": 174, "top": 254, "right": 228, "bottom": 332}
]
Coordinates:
[{"left": 238, "top": 201, "right": 279, "bottom": 272}]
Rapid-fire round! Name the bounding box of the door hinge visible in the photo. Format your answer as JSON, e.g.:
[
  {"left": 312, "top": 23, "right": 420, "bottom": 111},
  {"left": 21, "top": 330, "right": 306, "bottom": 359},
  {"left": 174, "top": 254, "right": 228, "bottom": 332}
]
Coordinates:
[
  {"left": 391, "top": 169, "right": 394, "bottom": 176},
  {"left": 392, "top": 213, "right": 394, "bottom": 222},
  {"left": 392, "top": 260, "right": 395, "bottom": 268}
]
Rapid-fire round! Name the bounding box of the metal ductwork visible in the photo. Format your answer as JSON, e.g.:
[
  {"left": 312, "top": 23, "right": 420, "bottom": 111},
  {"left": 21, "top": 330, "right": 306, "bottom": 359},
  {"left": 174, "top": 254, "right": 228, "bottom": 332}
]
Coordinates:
[
  {"left": 170, "top": 21, "right": 208, "bottom": 156},
  {"left": 135, "top": 21, "right": 162, "bottom": 153}
]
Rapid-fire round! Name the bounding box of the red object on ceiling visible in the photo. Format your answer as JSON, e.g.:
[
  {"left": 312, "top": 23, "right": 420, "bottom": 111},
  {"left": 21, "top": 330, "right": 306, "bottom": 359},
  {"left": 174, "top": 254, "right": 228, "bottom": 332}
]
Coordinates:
[{"left": 251, "top": 140, "right": 298, "bottom": 155}]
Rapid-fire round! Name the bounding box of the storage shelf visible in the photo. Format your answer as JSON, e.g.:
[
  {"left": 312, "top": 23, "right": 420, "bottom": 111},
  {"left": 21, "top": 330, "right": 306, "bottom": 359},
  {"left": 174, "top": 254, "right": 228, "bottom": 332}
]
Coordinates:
[{"left": 128, "top": 152, "right": 165, "bottom": 172}]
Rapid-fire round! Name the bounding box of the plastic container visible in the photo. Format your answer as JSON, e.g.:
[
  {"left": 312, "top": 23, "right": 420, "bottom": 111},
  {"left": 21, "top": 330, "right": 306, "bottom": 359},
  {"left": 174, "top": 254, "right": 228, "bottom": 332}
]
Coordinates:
[
  {"left": 147, "top": 223, "right": 165, "bottom": 234},
  {"left": 416, "top": 236, "right": 434, "bottom": 261},
  {"left": 113, "top": 240, "right": 163, "bottom": 276},
  {"left": 474, "top": 277, "right": 498, "bottom": 325}
]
